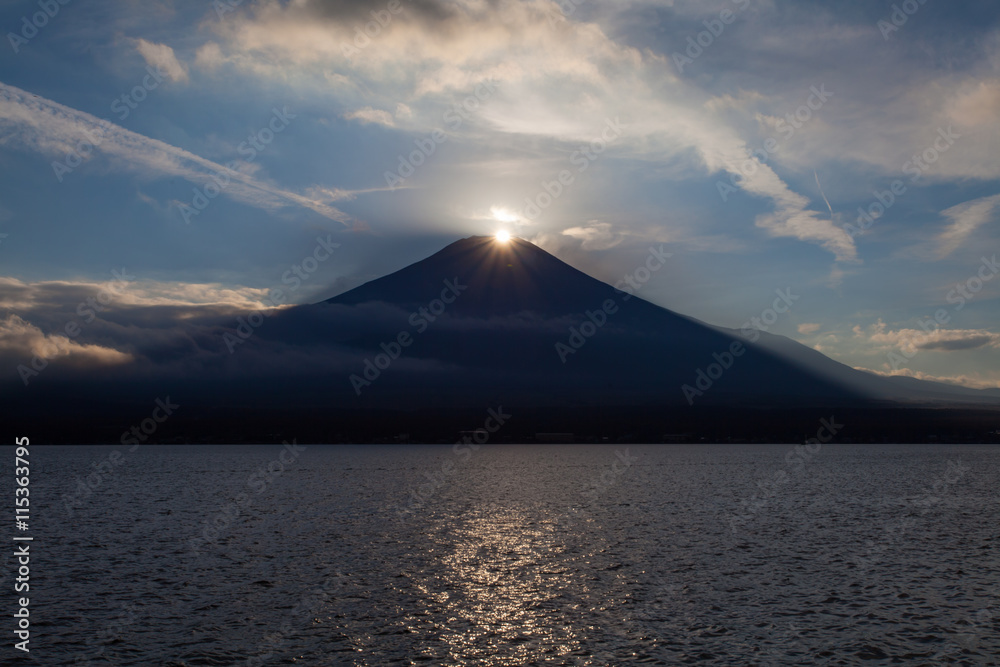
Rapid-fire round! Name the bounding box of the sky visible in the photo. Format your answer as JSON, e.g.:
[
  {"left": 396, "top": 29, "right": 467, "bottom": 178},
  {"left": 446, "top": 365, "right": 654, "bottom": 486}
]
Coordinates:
[{"left": 0, "top": 0, "right": 999, "bottom": 389}]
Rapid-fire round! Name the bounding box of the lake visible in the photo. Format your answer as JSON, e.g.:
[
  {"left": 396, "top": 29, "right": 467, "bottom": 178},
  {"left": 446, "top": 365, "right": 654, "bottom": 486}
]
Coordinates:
[{"left": 14, "top": 443, "right": 1000, "bottom": 665}]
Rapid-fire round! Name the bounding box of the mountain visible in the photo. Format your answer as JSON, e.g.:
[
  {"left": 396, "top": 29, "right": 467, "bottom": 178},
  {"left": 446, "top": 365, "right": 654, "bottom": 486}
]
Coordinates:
[
  {"left": 6, "top": 234, "right": 999, "bottom": 443},
  {"left": 263, "top": 235, "right": 993, "bottom": 409}
]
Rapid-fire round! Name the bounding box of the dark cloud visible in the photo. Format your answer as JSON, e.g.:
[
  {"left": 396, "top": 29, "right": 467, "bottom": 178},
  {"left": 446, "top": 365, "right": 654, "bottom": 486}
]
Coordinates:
[
  {"left": 0, "top": 282, "right": 536, "bottom": 396},
  {"left": 917, "top": 336, "right": 996, "bottom": 351},
  {"left": 298, "top": 0, "right": 457, "bottom": 26}
]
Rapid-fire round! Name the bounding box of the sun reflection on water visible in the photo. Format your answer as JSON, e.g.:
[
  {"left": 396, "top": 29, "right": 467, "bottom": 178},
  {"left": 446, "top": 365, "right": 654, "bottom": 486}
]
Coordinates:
[{"left": 397, "top": 507, "right": 591, "bottom": 665}]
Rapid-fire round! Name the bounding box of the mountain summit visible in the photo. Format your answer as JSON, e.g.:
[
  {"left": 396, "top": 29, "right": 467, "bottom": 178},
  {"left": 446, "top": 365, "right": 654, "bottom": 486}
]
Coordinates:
[{"left": 327, "top": 235, "right": 635, "bottom": 317}]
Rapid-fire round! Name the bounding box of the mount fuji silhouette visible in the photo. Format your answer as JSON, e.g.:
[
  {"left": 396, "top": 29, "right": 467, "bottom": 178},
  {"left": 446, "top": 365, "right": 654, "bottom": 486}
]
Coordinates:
[
  {"left": 8, "top": 235, "right": 999, "bottom": 443},
  {"left": 261, "top": 235, "right": 997, "bottom": 409}
]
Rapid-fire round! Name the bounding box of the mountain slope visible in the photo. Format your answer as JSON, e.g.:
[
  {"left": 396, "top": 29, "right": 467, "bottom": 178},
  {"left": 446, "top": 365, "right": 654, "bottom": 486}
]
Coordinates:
[
  {"left": 5, "top": 235, "right": 998, "bottom": 443},
  {"left": 260, "top": 235, "right": 992, "bottom": 408},
  {"left": 256, "top": 236, "right": 867, "bottom": 407}
]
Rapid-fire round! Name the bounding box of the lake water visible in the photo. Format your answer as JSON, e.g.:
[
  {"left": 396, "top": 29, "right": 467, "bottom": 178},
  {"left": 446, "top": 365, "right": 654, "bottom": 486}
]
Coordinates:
[{"left": 12, "top": 443, "right": 1000, "bottom": 665}]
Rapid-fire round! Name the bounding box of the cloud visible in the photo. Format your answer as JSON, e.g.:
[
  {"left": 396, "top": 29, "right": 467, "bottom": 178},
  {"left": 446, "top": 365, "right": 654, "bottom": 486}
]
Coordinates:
[
  {"left": 0, "top": 314, "right": 133, "bottom": 366},
  {"left": 0, "top": 81, "right": 352, "bottom": 224},
  {"left": 947, "top": 78, "right": 1000, "bottom": 129},
  {"left": 654, "top": 9, "right": 1000, "bottom": 188},
  {"left": 861, "top": 320, "right": 1000, "bottom": 355},
  {"left": 0, "top": 276, "right": 310, "bottom": 382},
  {"left": 194, "top": 42, "right": 226, "bottom": 69},
  {"left": 797, "top": 323, "right": 821, "bottom": 334},
  {"left": 287, "top": 0, "right": 456, "bottom": 25},
  {"left": 705, "top": 89, "right": 767, "bottom": 113},
  {"left": 0, "top": 277, "right": 567, "bottom": 392},
  {"left": 916, "top": 335, "right": 998, "bottom": 351},
  {"left": 132, "top": 38, "right": 189, "bottom": 83},
  {"left": 202, "top": 0, "right": 856, "bottom": 262},
  {"left": 787, "top": 75, "right": 1000, "bottom": 184},
  {"left": 0, "top": 276, "right": 284, "bottom": 314},
  {"left": 344, "top": 106, "right": 396, "bottom": 127},
  {"left": 561, "top": 221, "right": 624, "bottom": 250},
  {"left": 936, "top": 193, "right": 1000, "bottom": 258},
  {"left": 668, "top": 135, "right": 847, "bottom": 267}
]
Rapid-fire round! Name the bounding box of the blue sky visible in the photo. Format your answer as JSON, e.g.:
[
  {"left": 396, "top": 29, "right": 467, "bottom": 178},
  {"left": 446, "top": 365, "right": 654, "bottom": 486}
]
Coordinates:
[{"left": 1, "top": 0, "right": 999, "bottom": 388}]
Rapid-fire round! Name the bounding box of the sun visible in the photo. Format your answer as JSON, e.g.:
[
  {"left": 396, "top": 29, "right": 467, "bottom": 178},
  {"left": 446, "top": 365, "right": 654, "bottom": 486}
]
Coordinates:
[{"left": 495, "top": 230, "right": 511, "bottom": 243}]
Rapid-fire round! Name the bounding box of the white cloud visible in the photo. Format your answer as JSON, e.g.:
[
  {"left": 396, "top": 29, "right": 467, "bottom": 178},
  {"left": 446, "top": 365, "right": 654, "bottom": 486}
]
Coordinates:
[
  {"left": 561, "top": 221, "right": 624, "bottom": 250},
  {"left": 344, "top": 106, "right": 395, "bottom": 127},
  {"left": 797, "top": 323, "right": 821, "bottom": 334},
  {"left": 0, "top": 276, "right": 281, "bottom": 311},
  {"left": 705, "top": 89, "right": 767, "bottom": 112},
  {"left": 947, "top": 78, "right": 1000, "bottom": 129},
  {"left": 0, "top": 314, "right": 133, "bottom": 366},
  {"left": 133, "top": 38, "right": 189, "bottom": 83},
  {"left": 0, "top": 81, "right": 352, "bottom": 224},
  {"left": 861, "top": 319, "right": 1000, "bottom": 355},
  {"left": 201, "top": 0, "right": 856, "bottom": 262},
  {"left": 936, "top": 193, "right": 1000, "bottom": 258},
  {"left": 776, "top": 74, "right": 1000, "bottom": 185},
  {"left": 194, "top": 42, "right": 226, "bottom": 70}
]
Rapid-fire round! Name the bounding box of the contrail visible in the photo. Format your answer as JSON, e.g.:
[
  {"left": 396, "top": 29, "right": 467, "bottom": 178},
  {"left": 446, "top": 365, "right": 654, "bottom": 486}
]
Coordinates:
[
  {"left": 0, "top": 80, "right": 355, "bottom": 224},
  {"left": 814, "top": 170, "right": 834, "bottom": 218}
]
